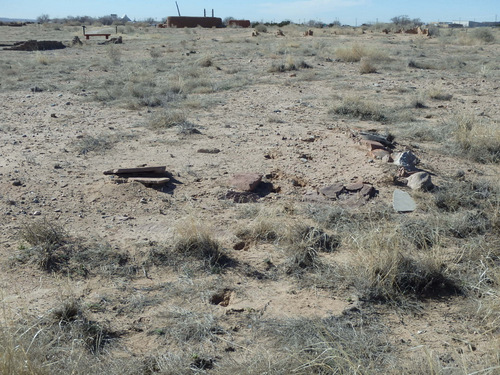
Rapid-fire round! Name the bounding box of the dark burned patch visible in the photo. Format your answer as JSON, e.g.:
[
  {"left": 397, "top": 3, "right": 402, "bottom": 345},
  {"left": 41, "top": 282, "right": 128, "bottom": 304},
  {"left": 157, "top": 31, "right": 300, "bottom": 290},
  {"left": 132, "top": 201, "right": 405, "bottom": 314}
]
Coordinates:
[{"left": 5, "top": 40, "right": 66, "bottom": 51}]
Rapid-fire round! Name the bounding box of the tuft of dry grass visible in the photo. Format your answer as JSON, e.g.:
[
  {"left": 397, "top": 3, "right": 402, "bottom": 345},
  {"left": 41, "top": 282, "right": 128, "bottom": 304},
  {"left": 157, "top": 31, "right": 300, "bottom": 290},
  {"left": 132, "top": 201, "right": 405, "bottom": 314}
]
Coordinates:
[
  {"left": 169, "top": 220, "right": 232, "bottom": 272},
  {"left": 359, "top": 58, "right": 377, "bottom": 74},
  {"left": 330, "top": 96, "right": 389, "bottom": 122},
  {"left": 335, "top": 43, "right": 367, "bottom": 62},
  {"left": 148, "top": 109, "right": 187, "bottom": 129}
]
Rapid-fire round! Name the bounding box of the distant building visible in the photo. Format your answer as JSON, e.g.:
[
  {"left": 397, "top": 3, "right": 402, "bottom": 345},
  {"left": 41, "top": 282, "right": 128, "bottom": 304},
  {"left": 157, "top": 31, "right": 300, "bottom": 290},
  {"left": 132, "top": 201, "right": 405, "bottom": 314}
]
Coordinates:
[
  {"left": 121, "top": 14, "right": 131, "bottom": 22},
  {"left": 452, "top": 20, "right": 500, "bottom": 28}
]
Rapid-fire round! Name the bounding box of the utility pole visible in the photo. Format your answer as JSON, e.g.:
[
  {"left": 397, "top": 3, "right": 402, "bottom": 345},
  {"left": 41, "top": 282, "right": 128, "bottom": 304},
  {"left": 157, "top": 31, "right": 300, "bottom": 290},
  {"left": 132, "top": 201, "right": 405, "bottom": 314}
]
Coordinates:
[{"left": 175, "top": 1, "right": 181, "bottom": 17}]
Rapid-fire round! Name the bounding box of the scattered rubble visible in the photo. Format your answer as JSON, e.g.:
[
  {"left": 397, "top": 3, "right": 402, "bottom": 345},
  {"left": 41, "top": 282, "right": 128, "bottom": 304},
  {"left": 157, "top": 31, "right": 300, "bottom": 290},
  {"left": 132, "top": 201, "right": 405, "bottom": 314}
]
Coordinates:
[{"left": 305, "top": 181, "right": 376, "bottom": 202}]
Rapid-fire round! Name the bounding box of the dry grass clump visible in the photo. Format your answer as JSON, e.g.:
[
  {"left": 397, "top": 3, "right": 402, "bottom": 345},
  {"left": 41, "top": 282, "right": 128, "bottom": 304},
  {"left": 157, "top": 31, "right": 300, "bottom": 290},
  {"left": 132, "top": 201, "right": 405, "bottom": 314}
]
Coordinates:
[
  {"left": 17, "top": 220, "right": 69, "bottom": 272},
  {"left": 153, "top": 307, "right": 222, "bottom": 345},
  {"left": 236, "top": 219, "right": 280, "bottom": 244},
  {"left": 34, "top": 51, "right": 51, "bottom": 65},
  {"left": 359, "top": 58, "right": 377, "bottom": 74},
  {"left": 16, "top": 222, "right": 135, "bottom": 277},
  {"left": 330, "top": 96, "right": 389, "bottom": 123},
  {"left": 160, "top": 220, "right": 233, "bottom": 272},
  {"left": 254, "top": 23, "right": 267, "bottom": 33},
  {"left": 261, "top": 313, "right": 395, "bottom": 374},
  {"left": 282, "top": 224, "right": 340, "bottom": 276},
  {"left": 0, "top": 301, "right": 125, "bottom": 375},
  {"left": 71, "top": 134, "right": 114, "bottom": 155},
  {"left": 335, "top": 44, "right": 390, "bottom": 63},
  {"left": 268, "top": 55, "right": 312, "bottom": 73},
  {"left": 449, "top": 113, "right": 500, "bottom": 163},
  {"left": 349, "top": 227, "right": 460, "bottom": 303},
  {"left": 471, "top": 28, "right": 496, "bottom": 43},
  {"left": 197, "top": 55, "right": 213, "bottom": 67},
  {"left": 148, "top": 109, "right": 187, "bottom": 129},
  {"left": 428, "top": 87, "right": 453, "bottom": 101},
  {"left": 106, "top": 44, "right": 121, "bottom": 64},
  {"left": 335, "top": 43, "right": 367, "bottom": 62}
]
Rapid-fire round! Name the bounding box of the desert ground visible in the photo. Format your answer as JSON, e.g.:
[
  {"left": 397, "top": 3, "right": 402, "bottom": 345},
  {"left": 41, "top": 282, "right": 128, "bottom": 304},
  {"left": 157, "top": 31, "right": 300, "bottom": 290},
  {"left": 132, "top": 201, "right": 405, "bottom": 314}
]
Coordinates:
[{"left": 0, "top": 22, "right": 499, "bottom": 374}]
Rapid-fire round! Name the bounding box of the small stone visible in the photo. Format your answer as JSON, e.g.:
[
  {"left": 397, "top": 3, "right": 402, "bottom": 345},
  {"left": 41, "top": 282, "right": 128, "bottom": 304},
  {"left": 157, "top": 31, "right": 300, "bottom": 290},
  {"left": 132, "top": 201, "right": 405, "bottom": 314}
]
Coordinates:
[
  {"left": 382, "top": 154, "right": 393, "bottom": 163},
  {"left": 302, "top": 190, "right": 326, "bottom": 202},
  {"left": 407, "top": 172, "right": 434, "bottom": 191},
  {"left": 394, "top": 151, "right": 419, "bottom": 170},
  {"left": 12, "top": 180, "right": 22, "bottom": 186},
  {"left": 319, "top": 183, "right": 345, "bottom": 199},
  {"left": 370, "top": 149, "right": 391, "bottom": 160},
  {"left": 360, "top": 184, "right": 376, "bottom": 198},
  {"left": 140, "top": 198, "right": 147, "bottom": 204},
  {"left": 33, "top": 211, "right": 41, "bottom": 216},
  {"left": 393, "top": 189, "right": 416, "bottom": 212},
  {"left": 345, "top": 182, "right": 364, "bottom": 192},
  {"left": 362, "top": 139, "right": 386, "bottom": 151},
  {"left": 230, "top": 173, "right": 262, "bottom": 192}
]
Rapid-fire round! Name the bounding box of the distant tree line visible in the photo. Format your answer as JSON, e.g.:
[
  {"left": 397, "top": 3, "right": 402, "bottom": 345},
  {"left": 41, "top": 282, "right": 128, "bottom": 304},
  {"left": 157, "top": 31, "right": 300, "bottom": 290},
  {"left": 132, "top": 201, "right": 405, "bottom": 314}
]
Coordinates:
[
  {"left": 36, "top": 14, "right": 158, "bottom": 26},
  {"left": 36, "top": 13, "right": 424, "bottom": 29}
]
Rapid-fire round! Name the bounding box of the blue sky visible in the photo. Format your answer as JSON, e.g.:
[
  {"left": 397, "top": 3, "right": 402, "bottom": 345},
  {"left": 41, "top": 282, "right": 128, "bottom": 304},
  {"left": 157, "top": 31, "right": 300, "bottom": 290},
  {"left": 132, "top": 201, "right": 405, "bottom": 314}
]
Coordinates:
[{"left": 1, "top": 0, "right": 498, "bottom": 25}]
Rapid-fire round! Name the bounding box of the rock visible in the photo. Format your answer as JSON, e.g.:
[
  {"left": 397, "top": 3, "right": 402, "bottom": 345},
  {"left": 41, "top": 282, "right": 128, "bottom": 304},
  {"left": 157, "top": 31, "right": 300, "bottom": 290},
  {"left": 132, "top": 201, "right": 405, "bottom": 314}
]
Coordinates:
[
  {"left": 393, "top": 189, "right": 416, "bottom": 212},
  {"left": 360, "top": 184, "right": 376, "bottom": 198},
  {"left": 359, "top": 132, "right": 394, "bottom": 148},
  {"left": 319, "top": 183, "right": 345, "bottom": 199},
  {"left": 382, "top": 154, "right": 393, "bottom": 163},
  {"left": 230, "top": 173, "right": 262, "bottom": 192},
  {"left": 33, "top": 211, "right": 41, "bottom": 216},
  {"left": 406, "top": 172, "right": 434, "bottom": 191},
  {"left": 302, "top": 190, "right": 326, "bottom": 202},
  {"left": 12, "top": 180, "right": 22, "bottom": 186},
  {"left": 361, "top": 139, "right": 386, "bottom": 151},
  {"left": 394, "top": 151, "right": 419, "bottom": 170},
  {"left": 345, "top": 182, "right": 364, "bottom": 192},
  {"left": 370, "top": 149, "right": 391, "bottom": 160}
]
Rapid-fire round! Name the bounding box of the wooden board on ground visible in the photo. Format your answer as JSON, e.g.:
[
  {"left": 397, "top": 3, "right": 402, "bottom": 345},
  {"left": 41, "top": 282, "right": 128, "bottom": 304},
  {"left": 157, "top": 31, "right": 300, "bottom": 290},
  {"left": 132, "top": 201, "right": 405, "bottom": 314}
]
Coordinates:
[{"left": 103, "top": 166, "right": 166, "bottom": 175}]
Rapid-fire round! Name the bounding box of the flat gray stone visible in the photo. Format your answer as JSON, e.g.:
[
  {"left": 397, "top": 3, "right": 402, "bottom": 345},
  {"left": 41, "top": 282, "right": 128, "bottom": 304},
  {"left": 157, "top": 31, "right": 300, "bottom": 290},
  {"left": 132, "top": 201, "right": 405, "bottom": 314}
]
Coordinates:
[
  {"left": 393, "top": 189, "right": 416, "bottom": 212},
  {"left": 319, "top": 183, "right": 344, "bottom": 199}
]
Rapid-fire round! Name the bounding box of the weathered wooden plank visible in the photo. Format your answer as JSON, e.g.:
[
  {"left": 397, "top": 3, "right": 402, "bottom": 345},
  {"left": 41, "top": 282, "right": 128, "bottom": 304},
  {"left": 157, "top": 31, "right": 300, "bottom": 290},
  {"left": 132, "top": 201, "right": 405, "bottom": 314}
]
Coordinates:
[
  {"left": 103, "top": 166, "right": 166, "bottom": 175},
  {"left": 128, "top": 177, "right": 170, "bottom": 185}
]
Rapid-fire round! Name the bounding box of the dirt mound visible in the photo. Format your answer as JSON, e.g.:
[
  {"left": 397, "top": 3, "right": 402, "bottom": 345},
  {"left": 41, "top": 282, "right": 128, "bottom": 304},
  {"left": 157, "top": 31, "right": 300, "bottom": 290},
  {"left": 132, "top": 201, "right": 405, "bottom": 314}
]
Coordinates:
[{"left": 5, "top": 40, "right": 66, "bottom": 51}]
